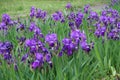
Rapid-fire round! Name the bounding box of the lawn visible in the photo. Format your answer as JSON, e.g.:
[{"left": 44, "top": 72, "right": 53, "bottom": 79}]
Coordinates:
[{"left": 0, "top": 0, "right": 110, "bottom": 18}]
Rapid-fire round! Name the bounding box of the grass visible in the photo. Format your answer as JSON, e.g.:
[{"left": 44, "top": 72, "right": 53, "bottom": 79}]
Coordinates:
[{"left": 0, "top": 0, "right": 110, "bottom": 18}]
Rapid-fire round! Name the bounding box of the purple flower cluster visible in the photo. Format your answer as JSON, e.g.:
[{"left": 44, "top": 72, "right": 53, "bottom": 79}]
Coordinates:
[
  {"left": 24, "top": 38, "right": 52, "bottom": 69},
  {"left": 0, "top": 14, "right": 14, "bottom": 30},
  {"left": 30, "top": 6, "right": 47, "bottom": 20},
  {"left": 68, "top": 12, "right": 84, "bottom": 29},
  {"left": 32, "top": 53, "right": 52, "bottom": 69},
  {"left": 30, "top": 6, "right": 36, "bottom": 18},
  {"left": 70, "top": 30, "right": 93, "bottom": 53},
  {"left": 1, "top": 2, "right": 119, "bottom": 71},
  {"left": 88, "top": 11, "right": 99, "bottom": 21},
  {"left": 52, "top": 11, "right": 64, "bottom": 22},
  {"left": 45, "top": 33, "right": 59, "bottom": 49},
  {"left": 66, "top": 2, "right": 72, "bottom": 9},
  {"left": 84, "top": 4, "right": 90, "bottom": 14},
  {"left": 61, "top": 38, "right": 78, "bottom": 56},
  {"left": 60, "top": 29, "right": 94, "bottom": 56},
  {"left": 36, "top": 9, "right": 47, "bottom": 19},
  {"left": 0, "top": 41, "right": 13, "bottom": 64},
  {"left": 29, "top": 22, "right": 44, "bottom": 38},
  {"left": 88, "top": 8, "right": 120, "bottom": 40}
]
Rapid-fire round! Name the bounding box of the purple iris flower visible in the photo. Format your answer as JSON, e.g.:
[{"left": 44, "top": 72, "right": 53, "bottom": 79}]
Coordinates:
[
  {"left": 45, "top": 33, "right": 58, "bottom": 47},
  {"left": 95, "top": 26, "right": 106, "bottom": 37},
  {"left": 31, "top": 60, "right": 40, "bottom": 69},
  {"left": 84, "top": 4, "right": 90, "bottom": 14},
  {"left": 0, "top": 22, "right": 6, "bottom": 30},
  {"left": 76, "top": 12, "right": 84, "bottom": 19},
  {"left": 75, "top": 17, "right": 82, "bottom": 28},
  {"left": 68, "top": 12, "right": 75, "bottom": 20},
  {"left": 69, "top": 22, "right": 75, "bottom": 30},
  {"left": 45, "top": 53, "right": 51, "bottom": 62},
  {"left": 0, "top": 41, "right": 13, "bottom": 63},
  {"left": 35, "top": 53, "right": 43, "bottom": 61},
  {"left": 52, "top": 11, "right": 64, "bottom": 22},
  {"left": 56, "top": 11, "right": 63, "bottom": 19},
  {"left": 100, "top": 16, "right": 108, "bottom": 25},
  {"left": 52, "top": 13, "right": 60, "bottom": 21},
  {"left": 36, "top": 9, "right": 42, "bottom": 18},
  {"left": 89, "top": 11, "right": 99, "bottom": 20},
  {"left": 36, "top": 9, "right": 47, "bottom": 19},
  {"left": 62, "top": 38, "right": 77, "bottom": 56},
  {"left": 101, "top": 26, "right": 106, "bottom": 36},
  {"left": 70, "top": 29, "right": 81, "bottom": 42},
  {"left": 108, "top": 29, "right": 119, "bottom": 40},
  {"left": 108, "top": 17, "right": 116, "bottom": 24},
  {"left": 74, "top": 12, "right": 84, "bottom": 28},
  {"left": 17, "top": 24, "right": 25, "bottom": 31},
  {"left": 80, "top": 41, "right": 91, "bottom": 52},
  {"left": 66, "top": 3, "right": 72, "bottom": 9},
  {"left": 117, "top": 22, "right": 120, "bottom": 30},
  {"left": 30, "top": 6, "right": 36, "bottom": 18},
  {"left": 21, "top": 53, "right": 28, "bottom": 62},
  {"left": 25, "top": 39, "right": 36, "bottom": 47},
  {"left": 0, "top": 14, "right": 14, "bottom": 31},
  {"left": 2, "top": 14, "right": 11, "bottom": 24},
  {"left": 29, "top": 22, "right": 36, "bottom": 32},
  {"left": 101, "top": 11, "right": 107, "bottom": 16},
  {"left": 41, "top": 11, "right": 47, "bottom": 19}
]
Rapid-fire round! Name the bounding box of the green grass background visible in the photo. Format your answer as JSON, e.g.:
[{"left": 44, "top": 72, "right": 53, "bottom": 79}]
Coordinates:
[{"left": 0, "top": 0, "right": 110, "bottom": 18}]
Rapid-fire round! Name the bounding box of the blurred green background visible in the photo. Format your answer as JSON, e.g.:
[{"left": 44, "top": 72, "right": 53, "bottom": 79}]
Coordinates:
[{"left": 0, "top": 0, "right": 110, "bottom": 18}]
